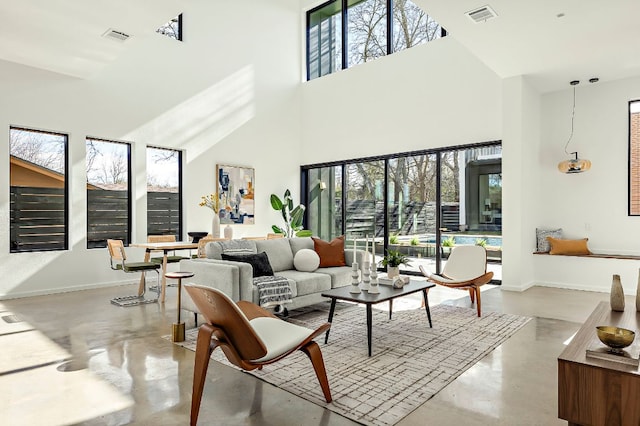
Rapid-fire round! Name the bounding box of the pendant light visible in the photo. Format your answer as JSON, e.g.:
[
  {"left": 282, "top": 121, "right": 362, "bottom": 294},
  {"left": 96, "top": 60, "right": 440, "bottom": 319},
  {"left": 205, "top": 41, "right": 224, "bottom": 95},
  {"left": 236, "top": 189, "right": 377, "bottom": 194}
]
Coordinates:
[{"left": 557, "top": 80, "right": 592, "bottom": 174}]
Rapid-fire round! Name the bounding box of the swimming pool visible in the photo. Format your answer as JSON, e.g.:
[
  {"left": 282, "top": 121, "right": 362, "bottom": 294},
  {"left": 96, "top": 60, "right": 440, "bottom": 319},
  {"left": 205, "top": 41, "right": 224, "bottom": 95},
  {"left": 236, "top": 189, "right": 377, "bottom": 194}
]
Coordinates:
[{"left": 419, "top": 235, "right": 502, "bottom": 247}]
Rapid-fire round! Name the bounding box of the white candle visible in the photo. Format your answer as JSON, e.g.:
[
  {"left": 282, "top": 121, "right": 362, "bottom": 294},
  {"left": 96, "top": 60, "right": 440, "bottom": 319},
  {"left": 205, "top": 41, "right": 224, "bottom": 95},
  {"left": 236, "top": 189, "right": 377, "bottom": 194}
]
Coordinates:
[
  {"left": 371, "top": 238, "right": 375, "bottom": 264},
  {"left": 365, "top": 235, "right": 368, "bottom": 259},
  {"left": 353, "top": 239, "right": 356, "bottom": 263}
]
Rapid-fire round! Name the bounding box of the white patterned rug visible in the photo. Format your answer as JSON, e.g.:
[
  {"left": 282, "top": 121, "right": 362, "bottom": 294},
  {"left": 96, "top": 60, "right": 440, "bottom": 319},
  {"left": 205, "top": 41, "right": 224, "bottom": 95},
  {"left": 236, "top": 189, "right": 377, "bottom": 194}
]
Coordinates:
[{"left": 168, "top": 303, "right": 530, "bottom": 426}]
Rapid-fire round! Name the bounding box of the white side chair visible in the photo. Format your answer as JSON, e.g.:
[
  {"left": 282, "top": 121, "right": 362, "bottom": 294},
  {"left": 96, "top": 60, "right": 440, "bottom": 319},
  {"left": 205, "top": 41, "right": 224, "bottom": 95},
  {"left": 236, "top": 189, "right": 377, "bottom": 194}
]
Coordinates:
[{"left": 419, "top": 245, "right": 493, "bottom": 317}]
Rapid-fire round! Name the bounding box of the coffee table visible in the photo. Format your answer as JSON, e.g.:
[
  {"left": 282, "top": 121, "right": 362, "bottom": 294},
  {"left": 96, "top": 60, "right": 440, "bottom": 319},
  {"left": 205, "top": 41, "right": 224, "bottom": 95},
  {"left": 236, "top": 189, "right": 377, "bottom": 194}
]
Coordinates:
[{"left": 321, "top": 280, "right": 435, "bottom": 356}]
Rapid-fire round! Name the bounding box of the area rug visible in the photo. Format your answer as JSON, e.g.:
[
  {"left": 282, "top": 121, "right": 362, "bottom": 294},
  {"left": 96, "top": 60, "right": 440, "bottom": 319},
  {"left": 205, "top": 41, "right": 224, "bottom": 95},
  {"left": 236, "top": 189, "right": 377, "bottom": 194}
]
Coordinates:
[{"left": 168, "top": 303, "right": 530, "bottom": 426}]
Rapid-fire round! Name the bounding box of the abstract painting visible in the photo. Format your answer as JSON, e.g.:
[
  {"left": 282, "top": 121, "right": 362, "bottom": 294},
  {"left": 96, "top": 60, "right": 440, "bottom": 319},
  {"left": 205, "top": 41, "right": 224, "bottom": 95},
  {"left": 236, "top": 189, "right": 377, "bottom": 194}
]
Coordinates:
[{"left": 216, "top": 164, "right": 255, "bottom": 224}]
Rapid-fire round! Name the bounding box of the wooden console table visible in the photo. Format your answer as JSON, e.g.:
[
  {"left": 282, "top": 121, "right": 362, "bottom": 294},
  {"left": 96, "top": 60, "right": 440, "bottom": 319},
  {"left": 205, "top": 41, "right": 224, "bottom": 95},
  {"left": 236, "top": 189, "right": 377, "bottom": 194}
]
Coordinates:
[{"left": 558, "top": 301, "right": 640, "bottom": 425}]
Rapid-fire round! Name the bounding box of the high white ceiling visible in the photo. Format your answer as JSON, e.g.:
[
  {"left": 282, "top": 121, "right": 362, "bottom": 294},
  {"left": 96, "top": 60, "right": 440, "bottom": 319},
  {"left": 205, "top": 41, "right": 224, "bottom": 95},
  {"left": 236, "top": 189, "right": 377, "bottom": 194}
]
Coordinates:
[
  {"left": 1, "top": 0, "right": 639, "bottom": 92},
  {"left": 417, "top": 0, "right": 640, "bottom": 92},
  {"left": 0, "top": 0, "right": 182, "bottom": 79}
]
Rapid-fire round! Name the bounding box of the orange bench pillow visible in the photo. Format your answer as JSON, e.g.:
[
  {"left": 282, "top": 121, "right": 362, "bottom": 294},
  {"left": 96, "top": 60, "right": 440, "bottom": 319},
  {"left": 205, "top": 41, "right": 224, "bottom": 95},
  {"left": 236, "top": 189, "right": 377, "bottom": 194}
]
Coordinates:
[{"left": 546, "top": 237, "right": 591, "bottom": 255}]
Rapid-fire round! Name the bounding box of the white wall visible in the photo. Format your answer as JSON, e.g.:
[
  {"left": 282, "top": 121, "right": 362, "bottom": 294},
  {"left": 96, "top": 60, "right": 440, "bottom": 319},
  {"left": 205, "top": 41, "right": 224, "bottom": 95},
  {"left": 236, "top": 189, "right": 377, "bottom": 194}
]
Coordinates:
[
  {"left": 0, "top": 0, "right": 303, "bottom": 298},
  {"left": 300, "top": 37, "right": 502, "bottom": 164},
  {"left": 534, "top": 76, "right": 640, "bottom": 294}
]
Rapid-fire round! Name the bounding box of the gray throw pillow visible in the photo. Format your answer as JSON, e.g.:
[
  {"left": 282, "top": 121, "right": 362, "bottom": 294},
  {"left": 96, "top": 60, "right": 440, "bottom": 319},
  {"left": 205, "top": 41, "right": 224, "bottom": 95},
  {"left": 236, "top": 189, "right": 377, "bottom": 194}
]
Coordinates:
[{"left": 536, "top": 228, "right": 563, "bottom": 252}]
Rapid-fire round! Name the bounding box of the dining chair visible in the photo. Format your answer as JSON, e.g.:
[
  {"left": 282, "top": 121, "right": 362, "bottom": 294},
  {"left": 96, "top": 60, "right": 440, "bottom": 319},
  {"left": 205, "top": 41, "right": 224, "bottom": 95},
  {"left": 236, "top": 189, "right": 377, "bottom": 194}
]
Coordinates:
[
  {"left": 184, "top": 284, "right": 332, "bottom": 425},
  {"left": 147, "top": 234, "right": 190, "bottom": 264},
  {"left": 419, "top": 245, "right": 493, "bottom": 317},
  {"left": 107, "top": 239, "right": 161, "bottom": 306}
]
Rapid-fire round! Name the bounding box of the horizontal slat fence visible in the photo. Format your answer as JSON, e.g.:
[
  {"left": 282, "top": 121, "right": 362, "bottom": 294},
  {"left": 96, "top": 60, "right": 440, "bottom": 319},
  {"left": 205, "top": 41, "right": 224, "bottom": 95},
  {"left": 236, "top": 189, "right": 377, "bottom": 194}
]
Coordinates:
[
  {"left": 147, "top": 191, "right": 180, "bottom": 238},
  {"left": 10, "top": 186, "right": 67, "bottom": 252},
  {"left": 11, "top": 187, "right": 180, "bottom": 251}
]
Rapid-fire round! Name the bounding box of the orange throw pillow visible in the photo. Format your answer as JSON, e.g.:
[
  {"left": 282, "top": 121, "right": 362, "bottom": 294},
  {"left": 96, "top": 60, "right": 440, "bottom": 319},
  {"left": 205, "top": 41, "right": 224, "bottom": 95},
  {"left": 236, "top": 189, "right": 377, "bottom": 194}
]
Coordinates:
[
  {"left": 312, "top": 236, "right": 346, "bottom": 267},
  {"left": 546, "top": 237, "right": 591, "bottom": 255}
]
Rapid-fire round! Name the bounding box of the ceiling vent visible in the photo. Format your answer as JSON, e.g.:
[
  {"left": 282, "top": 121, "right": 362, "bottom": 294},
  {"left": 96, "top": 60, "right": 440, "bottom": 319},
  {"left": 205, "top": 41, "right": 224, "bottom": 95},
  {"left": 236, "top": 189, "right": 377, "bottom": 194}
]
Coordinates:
[
  {"left": 465, "top": 5, "right": 498, "bottom": 23},
  {"left": 102, "top": 28, "right": 131, "bottom": 42}
]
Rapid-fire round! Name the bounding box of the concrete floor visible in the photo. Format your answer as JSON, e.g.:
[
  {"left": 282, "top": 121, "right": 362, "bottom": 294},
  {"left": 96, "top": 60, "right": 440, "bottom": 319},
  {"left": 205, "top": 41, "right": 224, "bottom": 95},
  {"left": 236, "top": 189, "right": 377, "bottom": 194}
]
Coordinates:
[{"left": 0, "top": 283, "right": 612, "bottom": 425}]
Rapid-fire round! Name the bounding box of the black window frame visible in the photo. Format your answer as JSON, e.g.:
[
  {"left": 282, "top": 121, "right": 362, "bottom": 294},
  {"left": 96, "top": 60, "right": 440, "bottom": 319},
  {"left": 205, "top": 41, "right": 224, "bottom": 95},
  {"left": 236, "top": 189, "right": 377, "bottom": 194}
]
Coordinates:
[
  {"left": 146, "top": 146, "right": 183, "bottom": 239},
  {"left": 306, "top": 0, "right": 447, "bottom": 81},
  {"left": 9, "top": 126, "right": 69, "bottom": 253},
  {"left": 85, "top": 137, "right": 133, "bottom": 249},
  {"left": 300, "top": 140, "right": 501, "bottom": 281}
]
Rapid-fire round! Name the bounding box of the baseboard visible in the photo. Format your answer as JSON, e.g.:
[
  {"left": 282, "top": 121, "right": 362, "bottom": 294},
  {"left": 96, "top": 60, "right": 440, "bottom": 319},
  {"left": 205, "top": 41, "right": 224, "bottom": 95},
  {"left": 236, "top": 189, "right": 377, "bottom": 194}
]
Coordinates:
[
  {"left": 533, "top": 281, "right": 609, "bottom": 294},
  {"left": 0, "top": 279, "right": 138, "bottom": 300},
  {"left": 500, "top": 280, "right": 536, "bottom": 292}
]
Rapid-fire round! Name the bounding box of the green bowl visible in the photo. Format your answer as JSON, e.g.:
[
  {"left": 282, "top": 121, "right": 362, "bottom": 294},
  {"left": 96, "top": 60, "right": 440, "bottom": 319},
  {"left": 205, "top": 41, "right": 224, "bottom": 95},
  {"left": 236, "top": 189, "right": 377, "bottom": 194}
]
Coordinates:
[{"left": 596, "top": 326, "right": 635, "bottom": 350}]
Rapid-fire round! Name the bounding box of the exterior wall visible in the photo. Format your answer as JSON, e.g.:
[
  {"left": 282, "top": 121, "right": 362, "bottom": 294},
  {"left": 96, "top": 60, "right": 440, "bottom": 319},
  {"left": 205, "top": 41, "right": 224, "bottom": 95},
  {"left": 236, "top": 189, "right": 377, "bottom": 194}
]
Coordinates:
[{"left": 630, "top": 112, "right": 640, "bottom": 213}]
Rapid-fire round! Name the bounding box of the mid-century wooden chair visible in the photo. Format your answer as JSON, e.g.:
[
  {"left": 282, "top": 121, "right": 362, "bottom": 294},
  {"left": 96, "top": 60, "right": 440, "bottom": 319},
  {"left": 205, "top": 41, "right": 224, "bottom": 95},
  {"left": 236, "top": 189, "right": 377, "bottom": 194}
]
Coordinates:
[
  {"left": 419, "top": 245, "right": 493, "bottom": 317},
  {"left": 107, "top": 239, "right": 161, "bottom": 306},
  {"left": 266, "top": 233, "right": 285, "bottom": 239},
  {"left": 184, "top": 284, "right": 332, "bottom": 426}
]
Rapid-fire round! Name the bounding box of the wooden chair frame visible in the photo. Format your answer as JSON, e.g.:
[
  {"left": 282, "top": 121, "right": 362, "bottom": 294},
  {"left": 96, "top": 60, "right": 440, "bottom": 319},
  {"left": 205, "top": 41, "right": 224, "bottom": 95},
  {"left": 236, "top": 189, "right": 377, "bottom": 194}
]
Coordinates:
[
  {"left": 419, "top": 246, "right": 493, "bottom": 317},
  {"left": 185, "top": 284, "right": 332, "bottom": 426}
]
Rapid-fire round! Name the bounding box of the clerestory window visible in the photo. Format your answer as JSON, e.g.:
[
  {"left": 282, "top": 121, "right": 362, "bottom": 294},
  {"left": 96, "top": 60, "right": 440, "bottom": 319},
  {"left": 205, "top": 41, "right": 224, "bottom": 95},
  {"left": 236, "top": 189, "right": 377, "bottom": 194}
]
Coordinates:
[{"left": 307, "top": 0, "right": 446, "bottom": 80}]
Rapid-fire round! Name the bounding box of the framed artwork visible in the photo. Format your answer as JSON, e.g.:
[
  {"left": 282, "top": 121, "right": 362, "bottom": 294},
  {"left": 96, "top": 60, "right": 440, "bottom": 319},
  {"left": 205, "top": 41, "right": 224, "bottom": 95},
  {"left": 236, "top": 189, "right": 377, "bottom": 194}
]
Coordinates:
[{"left": 216, "top": 164, "right": 255, "bottom": 224}]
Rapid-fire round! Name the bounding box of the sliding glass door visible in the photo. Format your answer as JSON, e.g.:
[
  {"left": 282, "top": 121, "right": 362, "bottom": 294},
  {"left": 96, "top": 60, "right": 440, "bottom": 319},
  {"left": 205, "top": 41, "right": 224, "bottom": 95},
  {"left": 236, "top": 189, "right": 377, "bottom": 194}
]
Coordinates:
[{"left": 302, "top": 141, "right": 501, "bottom": 281}]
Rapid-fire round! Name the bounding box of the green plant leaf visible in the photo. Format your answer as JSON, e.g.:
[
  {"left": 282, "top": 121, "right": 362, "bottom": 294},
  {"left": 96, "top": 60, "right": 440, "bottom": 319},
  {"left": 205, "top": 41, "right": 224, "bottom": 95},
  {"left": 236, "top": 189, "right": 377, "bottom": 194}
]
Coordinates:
[
  {"left": 271, "top": 225, "right": 284, "bottom": 234},
  {"left": 270, "top": 194, "right": 283, "bottom": 211},
  {"left": 290, "top": 205, "right": 305, "bottom": 227},
  {"left": 296, "top": 230, "right": 312, "bottom": 237}
]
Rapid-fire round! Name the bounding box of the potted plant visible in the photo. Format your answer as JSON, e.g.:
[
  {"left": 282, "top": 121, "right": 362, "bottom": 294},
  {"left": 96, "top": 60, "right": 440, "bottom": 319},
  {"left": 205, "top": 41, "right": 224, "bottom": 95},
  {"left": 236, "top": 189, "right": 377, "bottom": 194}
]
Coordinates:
[
  {"left": 379, "top": 249, "right": 411, "bottom": 278},
  {"left": 270, "top": 189, "right": 312, "bottom": 238}
]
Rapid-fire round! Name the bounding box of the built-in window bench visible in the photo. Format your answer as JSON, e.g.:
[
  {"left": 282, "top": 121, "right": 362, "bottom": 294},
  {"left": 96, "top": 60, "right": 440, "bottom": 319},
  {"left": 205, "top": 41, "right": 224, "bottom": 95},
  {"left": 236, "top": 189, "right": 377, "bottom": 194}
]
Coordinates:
[{"left": 533, "top": 252, "right": 640, "bottom": 260}]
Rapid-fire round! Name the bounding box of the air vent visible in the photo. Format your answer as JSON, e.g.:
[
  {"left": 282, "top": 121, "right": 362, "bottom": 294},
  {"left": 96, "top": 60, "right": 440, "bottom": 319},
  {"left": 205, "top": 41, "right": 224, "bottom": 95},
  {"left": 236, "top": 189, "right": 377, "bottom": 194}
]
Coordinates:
[
  {"left": 102, "top": 28, "right": 131, "bottom": 42},
  {"left": 465, "top": 5, "right": 497, "bottom": 23}
]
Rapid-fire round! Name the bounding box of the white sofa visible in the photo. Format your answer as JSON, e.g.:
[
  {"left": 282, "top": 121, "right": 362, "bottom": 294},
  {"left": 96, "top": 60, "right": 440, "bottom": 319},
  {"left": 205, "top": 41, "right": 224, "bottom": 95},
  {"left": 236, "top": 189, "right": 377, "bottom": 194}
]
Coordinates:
[{"left": 179, "top": 237, "right": 369, "bottom": 316}]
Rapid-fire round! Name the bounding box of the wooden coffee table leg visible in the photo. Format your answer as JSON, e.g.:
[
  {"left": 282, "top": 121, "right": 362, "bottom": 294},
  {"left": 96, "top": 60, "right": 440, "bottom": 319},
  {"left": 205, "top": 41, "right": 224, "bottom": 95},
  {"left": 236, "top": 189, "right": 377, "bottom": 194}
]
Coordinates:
[
  {"left": 325, "top": 298, "right": 337, "bottom": 344},
  {"left": 422, "top": 289, "right": 433, "bottom": 327},
  {"left": 366, "top": 304, "right": 373, "bottom": 356}
]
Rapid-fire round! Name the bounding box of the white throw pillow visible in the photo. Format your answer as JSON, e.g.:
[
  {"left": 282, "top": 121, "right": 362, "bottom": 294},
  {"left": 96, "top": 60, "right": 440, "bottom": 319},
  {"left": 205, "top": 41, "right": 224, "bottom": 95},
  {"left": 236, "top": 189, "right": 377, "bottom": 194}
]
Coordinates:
[{"left": 293, "top": 249, "right": 320, "bottom": 272}]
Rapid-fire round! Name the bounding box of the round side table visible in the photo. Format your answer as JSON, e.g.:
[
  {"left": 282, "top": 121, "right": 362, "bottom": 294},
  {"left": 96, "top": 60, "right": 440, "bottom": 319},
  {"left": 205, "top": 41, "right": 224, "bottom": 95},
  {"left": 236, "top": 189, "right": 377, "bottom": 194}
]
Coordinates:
[{"left": 165, "top": 271, "right": 195, "bottom": 342}]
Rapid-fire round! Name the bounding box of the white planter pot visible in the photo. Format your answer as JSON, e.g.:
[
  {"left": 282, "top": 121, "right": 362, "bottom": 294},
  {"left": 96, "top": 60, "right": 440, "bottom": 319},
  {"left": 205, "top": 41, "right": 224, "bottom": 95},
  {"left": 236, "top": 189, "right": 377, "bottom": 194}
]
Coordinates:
[
  {"left": 387, "top": 266, "right": 400, "bottom": 278},
  {"left": 211, "top": 214, "right": 220, "bottom": 238}
]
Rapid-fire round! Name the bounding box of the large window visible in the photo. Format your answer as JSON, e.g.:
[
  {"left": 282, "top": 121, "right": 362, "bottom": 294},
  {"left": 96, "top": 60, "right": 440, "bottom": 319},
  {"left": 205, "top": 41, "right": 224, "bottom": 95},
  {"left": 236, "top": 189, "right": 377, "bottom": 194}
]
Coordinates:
[
  {"left": 307, "top": 0, "right": 445, "bottom": 80},
  {"left": 10, "top": 127, "right": 68, "bottom": 252},
  {"left": 86, "top": 138, "right": 131, "bottom": 248},
  {"left": 302, "top": 142, "right": 502, "bottom": 281},
  {"left": 147, "top": 147, "right": 182, "bottom": 238}
]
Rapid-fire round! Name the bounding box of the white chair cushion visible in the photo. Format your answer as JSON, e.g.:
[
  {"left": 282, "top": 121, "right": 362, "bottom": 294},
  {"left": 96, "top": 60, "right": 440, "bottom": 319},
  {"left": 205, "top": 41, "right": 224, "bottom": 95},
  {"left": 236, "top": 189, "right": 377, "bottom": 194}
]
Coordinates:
[
  {"left": 442, "top": 245, "right": 487, "bottom": 281},
  {"left": 249, "top": 317, "right": 315, "bottom": 362},
  {"left": 293, "top": 248, "right": 320, "bottom": 272}
]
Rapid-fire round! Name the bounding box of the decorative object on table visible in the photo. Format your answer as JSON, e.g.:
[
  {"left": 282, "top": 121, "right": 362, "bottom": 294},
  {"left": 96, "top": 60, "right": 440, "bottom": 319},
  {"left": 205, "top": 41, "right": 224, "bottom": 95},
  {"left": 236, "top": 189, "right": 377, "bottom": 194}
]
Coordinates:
[
  {"left": 187, "top": 232, "right": 209, "bottom": 243},
  {"left": 610, "top": 274, "right": 625, "bottom": 312},
  {"left": 636, "top": 268, "right": 640, "bottom": 312},
  {"left": 200, "top": 192, "right": 221, "bottom": 238},
  {"left": 586, "top": 326, "right": 639, "bottom": 366},
  {"left": 349, "top": 261, "right": 361, "bottom": 294},
  {"left": 392, "top": 276, "right": 407, "bottom": 289},
  {"left": 378, "top": 275, "right": 409, "bottom": 286},
  {"left": 217, "top": 164, "right": 255, "bottom": 225},
  {"left": 270, "top": 189, "right": 312, "bottom": 237},
  {"left": 379, "top": 249, "right": 410, "bottom": 278},
  {"left": 557, "top": 80, "right": 592, "bottom": 174},
  {"left": 361, "top": 236, "right": 371, "bottom": 291},
  {"left": 596, "top": 326, "right": 635, "bottom": 352},
  {"left": 369, "top": 258, "right": 379, "bottom": 294},
  {"left": 224, "top": 224, "right": 233, "bottom": 240}
]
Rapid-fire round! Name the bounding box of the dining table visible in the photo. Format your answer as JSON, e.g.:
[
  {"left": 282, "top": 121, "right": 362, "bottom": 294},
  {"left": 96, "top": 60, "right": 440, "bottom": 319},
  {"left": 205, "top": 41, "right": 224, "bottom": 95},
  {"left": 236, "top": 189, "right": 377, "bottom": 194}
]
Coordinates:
[{"left": 130, "top": 241, "right": 198, "bottom": 303}]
